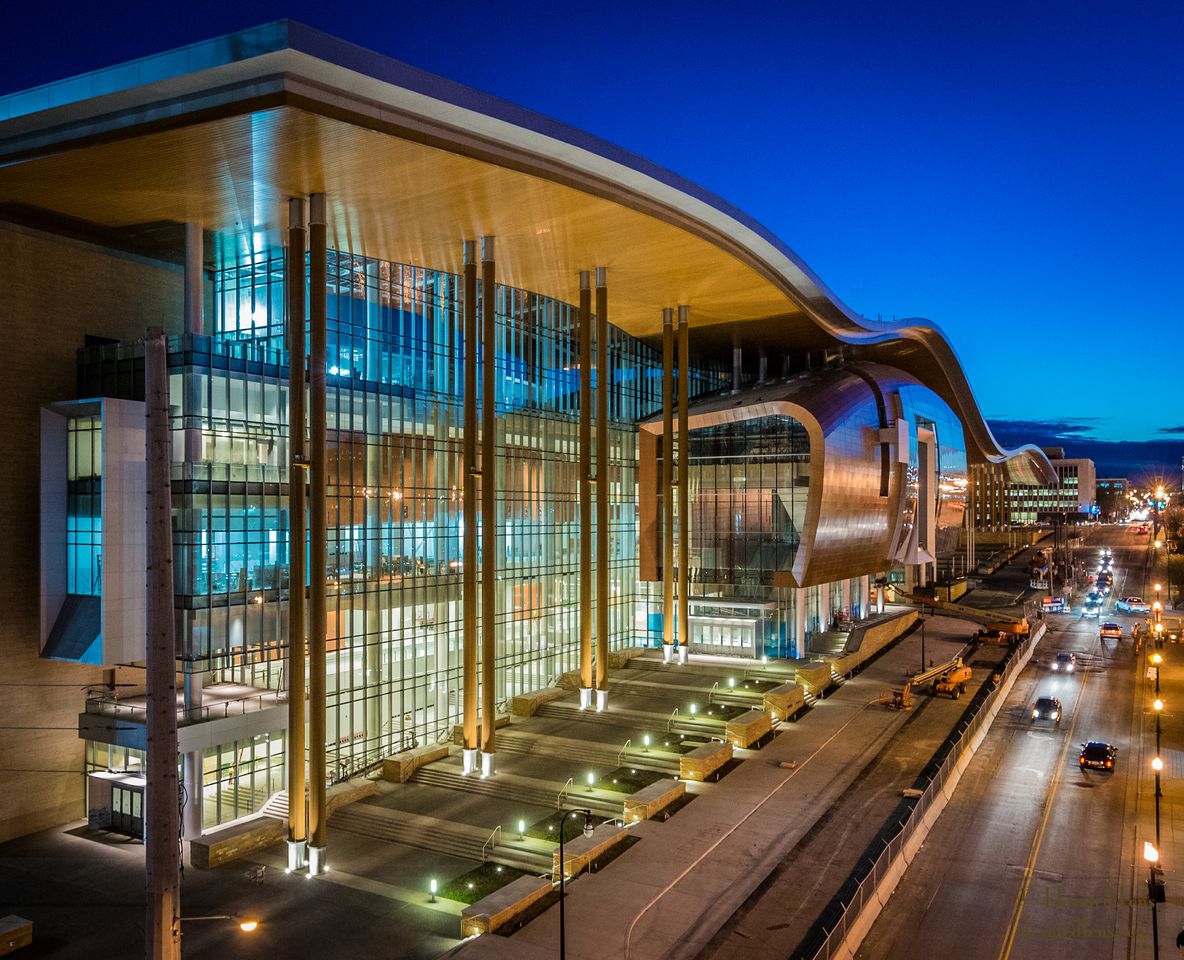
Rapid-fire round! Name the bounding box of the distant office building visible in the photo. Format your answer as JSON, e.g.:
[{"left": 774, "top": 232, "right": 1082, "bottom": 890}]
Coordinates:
[
  {"left": 1096, "top": 478, "right": 1129, "bottom": 521},
  {"left": 1004, "top": 448, "right": 1097, "bottom": 524},
  {"left": 0, "top": 23, "right": 1053, "bottom": 846},
  {"left": 970, "top": 448, "right": 1098, "bottom": 527}
]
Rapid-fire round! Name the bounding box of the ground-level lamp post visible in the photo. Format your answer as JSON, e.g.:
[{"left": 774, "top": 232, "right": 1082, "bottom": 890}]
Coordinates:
[
  {"left": 558, "top": 808, "right": 595, "bottom": 960},
  {"left": 1145, "top": 841, "right": 1164, "bottom": 960}
]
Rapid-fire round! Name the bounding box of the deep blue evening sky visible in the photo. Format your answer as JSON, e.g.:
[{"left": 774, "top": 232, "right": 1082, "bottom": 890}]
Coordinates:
[{"left": 2, "top": 1, "right": 1181, "bottom": 479}]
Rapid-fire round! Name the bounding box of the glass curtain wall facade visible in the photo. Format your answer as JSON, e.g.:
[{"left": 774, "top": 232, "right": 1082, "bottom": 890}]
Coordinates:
[
  {"left": 66, "top": 415, "right": 103, "bottom": 596},
  {"left": 79, "top": 236, "right": 714, "bottom": 818},
  {"left": 674, "top": 414, "right": 811, "bottom": 659}
]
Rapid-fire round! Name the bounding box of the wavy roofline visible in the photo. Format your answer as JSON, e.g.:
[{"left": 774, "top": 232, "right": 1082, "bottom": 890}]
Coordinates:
[{"left": 0, "top": 19, "right": 1053, "bottom": 484}]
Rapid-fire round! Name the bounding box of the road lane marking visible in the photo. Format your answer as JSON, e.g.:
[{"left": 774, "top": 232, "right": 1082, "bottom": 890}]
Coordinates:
[{"left": 996, "top": 637, "right": 1092, "bottom": 960}]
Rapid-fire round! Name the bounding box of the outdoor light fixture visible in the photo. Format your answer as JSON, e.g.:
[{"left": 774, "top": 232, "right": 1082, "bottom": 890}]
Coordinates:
[
  {"left": 690, "top": 704, "right": 697, "bottom": 715},
  {"left": 1145, "top": 841, "right": 1159, "bottom": 864},
  {"left": 586, "top": 771, "right": 595, "bottom": 785},
  {"left": 728, "top": 678, "right": 736, "bottom": 688},
  {"left": 558, "top": 808, "right": 596, "bottom": 960},
  {"left": 174, "top": 914, "right": 259, "bottom": 935},
  {"left": 429, "top": 878, "right": 438, "bottom": 902},
  {"left": 1153, "top": 653, "right": 1164, "bottom": 665},
  {"left": 1153, "top": 756, "right": 1164, "bottom": 772},
  {"left": 518, "top": 818, "right": 526, "bottom": 839},
  {"left": 1154, "top": 698, "right": 1164, "bottom": 712}
]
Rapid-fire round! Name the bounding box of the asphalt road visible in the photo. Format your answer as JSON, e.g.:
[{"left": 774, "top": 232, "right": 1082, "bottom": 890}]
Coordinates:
[{"left": 857, "top": 526, "right": 1155, "bottom": 960}]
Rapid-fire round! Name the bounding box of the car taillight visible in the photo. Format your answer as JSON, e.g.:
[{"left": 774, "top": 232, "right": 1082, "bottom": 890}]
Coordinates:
[
  {"left": 1079, "top": 756, "right": 1086, "bottom": 765},
  {"left": 1105, "top": 760, "right": 1112, "bottom": 768}
]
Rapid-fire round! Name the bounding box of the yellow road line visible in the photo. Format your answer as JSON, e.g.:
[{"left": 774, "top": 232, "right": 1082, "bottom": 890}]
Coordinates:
[{"left": 996, "top": 644, "right": 1092, "bottom": 960}]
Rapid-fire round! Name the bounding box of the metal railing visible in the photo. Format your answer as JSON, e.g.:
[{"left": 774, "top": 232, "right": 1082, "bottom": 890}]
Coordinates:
[
  {"left": 481, "top": 825, "right": 501, "bottom": 862},
  {"left": 667, "top": 708, "right": 680, "bottom": 732},
  {"left": 617, "top": 739, "right": 632, "bottom": 766},
  {"left": 331, "top": 749, "right": 386, "bottom": 786},
  {"left": 85, "top": 689, "right": 285, "bottom": 724},
  {"left": 799, "top": 624, "right": 1043, "bottom": 960},
  {"left": 557, "top": 777, "right": 573, "bottom": 810},
  {"left": 707, "top": 681, "right": 719, "bottom": 705}
]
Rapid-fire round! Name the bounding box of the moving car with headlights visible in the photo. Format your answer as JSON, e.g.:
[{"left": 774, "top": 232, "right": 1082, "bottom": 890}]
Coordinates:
[
  {"left": 1117, "top": 596, "right": 1151, "bottom": 613},
  {"left": 1079, "top": 741, "right": 1118, "bottom": 770},
  {"left": 1082, "top": 600, "right": 1101, "bottom": 619},
  {"left": 1052, "top": 651, "right": 1077, "bottom": 672},
  {"left": 1031, "top": 696, "right": 1062, "bottom": 724},
  {"left": 1099, "top": 622, "right": 1123, "bottom": 640}
]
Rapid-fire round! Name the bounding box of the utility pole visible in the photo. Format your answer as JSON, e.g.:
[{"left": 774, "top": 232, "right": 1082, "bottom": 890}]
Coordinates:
[{"left": 145, "top": 328, "right": 180, "bottom": 960}]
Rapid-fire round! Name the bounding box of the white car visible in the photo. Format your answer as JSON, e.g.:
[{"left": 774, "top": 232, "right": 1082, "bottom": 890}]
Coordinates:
[{"left": 1116, "top": 596, "right": 1151, "bottom": 614}]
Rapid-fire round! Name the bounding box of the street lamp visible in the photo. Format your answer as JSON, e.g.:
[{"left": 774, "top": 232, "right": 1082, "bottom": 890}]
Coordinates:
[
  {"left": 557, "top": 808, "right": 595, "bottom": 960},
  {"left": 920, "top": 612, "right": 927, "bottom": 671},
  {"left": 1152, "top": 756, "right": 1164, "bottom": 846},
  {"left": 1144, "top": 841, "right": 1164, "bottom": 960},
  {"left": 173, "top": 914, "right": 260, "bottom": 937},
  {"left": 1154, "top": 697, "right": 1164, "bottom": 755},
  {"left": 1151, "top": 652, "right": 1163, "bottom": 696}
]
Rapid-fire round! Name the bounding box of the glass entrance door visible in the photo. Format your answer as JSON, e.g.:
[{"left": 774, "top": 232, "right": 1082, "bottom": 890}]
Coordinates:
[
  {"left": 111, "top": 785, "right": 143, "bottom": 837},
  {"left": 689, "top": 618, "right": 758, "bottom": 656}
]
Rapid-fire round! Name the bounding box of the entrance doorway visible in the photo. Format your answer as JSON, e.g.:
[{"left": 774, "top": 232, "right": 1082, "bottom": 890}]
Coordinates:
[{"left": 111, "top": 784, "right": 143, "bottom": 837}]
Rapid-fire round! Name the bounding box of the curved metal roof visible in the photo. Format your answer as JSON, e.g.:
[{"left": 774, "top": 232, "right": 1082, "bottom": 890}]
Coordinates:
[{"left": 0, "top": 20, "right": 1052, "bottom": 482}]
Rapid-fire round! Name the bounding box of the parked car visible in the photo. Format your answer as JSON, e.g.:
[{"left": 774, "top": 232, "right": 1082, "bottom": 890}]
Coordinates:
[
  {"left": 1032, "top": 696, "right": 1062, "bottom": 723},
  {"left": 1079, "top": 741, "right": 1118, "bottom": 770},
  {"left": 1099, "top": 622, "right": 1123, "bottom": 640},
  {"left": 1117, "top": 596, "right": 1151, "bottom": 614}
]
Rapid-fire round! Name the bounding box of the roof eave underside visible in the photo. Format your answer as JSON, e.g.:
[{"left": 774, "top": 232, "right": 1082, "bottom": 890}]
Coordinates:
[{"left": 0, "top": 21, "right": 1050, "bottom": 481}]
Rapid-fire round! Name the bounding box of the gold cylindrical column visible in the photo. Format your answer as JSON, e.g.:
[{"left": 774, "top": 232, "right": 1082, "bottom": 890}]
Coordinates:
[
  {"left": 285, "top": 198, "right": 308, "bottom": 866},
  {"left": 677, "top": 306, "right": 690, "bottom": 652},
  {"left": 661, "top": 308, "right": 674, "bottom": 651},
  {"left": 462, "top": 241, "right": 479, "bottom": 770},
  {"left": 480, "top": 236, "right": 497, "bottom": 768},
  {"left": 595, "top": 268, "right": 609, "bottom": 704},
  {"left": 307, "top": 193, "right": 328, "bottom": 871},
  {"left": 578, "top": 272, "right": 593, "bottom": 700}
]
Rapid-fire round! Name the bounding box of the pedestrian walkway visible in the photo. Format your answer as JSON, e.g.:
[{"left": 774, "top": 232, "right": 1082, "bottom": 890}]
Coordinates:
[
  {"left": 1120, "top": 622, "right": 1184, "bottom": 960},
  {"left": 451, "top": 618, "right": 974, "bottom": 960}
]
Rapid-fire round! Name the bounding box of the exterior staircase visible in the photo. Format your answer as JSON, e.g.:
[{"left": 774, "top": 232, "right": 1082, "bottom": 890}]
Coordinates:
[
  {"left": 410, "top": 759, "right": 623, "bottom": 818},
  {"left": 495, "top": 729, "right": 679, "bottom": 775},
  {"left": 535, "top": 701, "right": 724, "bottom": 738},
  {"left": 330, "top": 801, "right": 553, "bottom": 873}
]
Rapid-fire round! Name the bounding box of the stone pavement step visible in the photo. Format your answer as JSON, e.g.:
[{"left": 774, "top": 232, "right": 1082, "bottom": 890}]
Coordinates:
[
  {"left": 496, "top": 730, "right": 679, "bottom": 775},
  {"left": 536, "top": 701, "right": 724, "bottom": 737},
  {"left": 331, "top": 802, "right": 553, "bottom": 874},
  {"left": 409, "top": 761, "right": 622, "bottom": 818}
]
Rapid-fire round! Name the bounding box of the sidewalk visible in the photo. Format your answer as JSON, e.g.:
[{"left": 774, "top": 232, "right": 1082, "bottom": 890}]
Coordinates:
[
  {"left": 453, "top": 617, "right": 976, "bottom": 960},
  {"left": 1122, "top": 626, "right": 1184, "bottom": 959}
]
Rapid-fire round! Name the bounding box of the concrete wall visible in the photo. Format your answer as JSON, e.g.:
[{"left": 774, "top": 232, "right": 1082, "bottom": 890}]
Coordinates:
[{"left": 0, "top": 221, "right": 181, "bottom": 841}]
